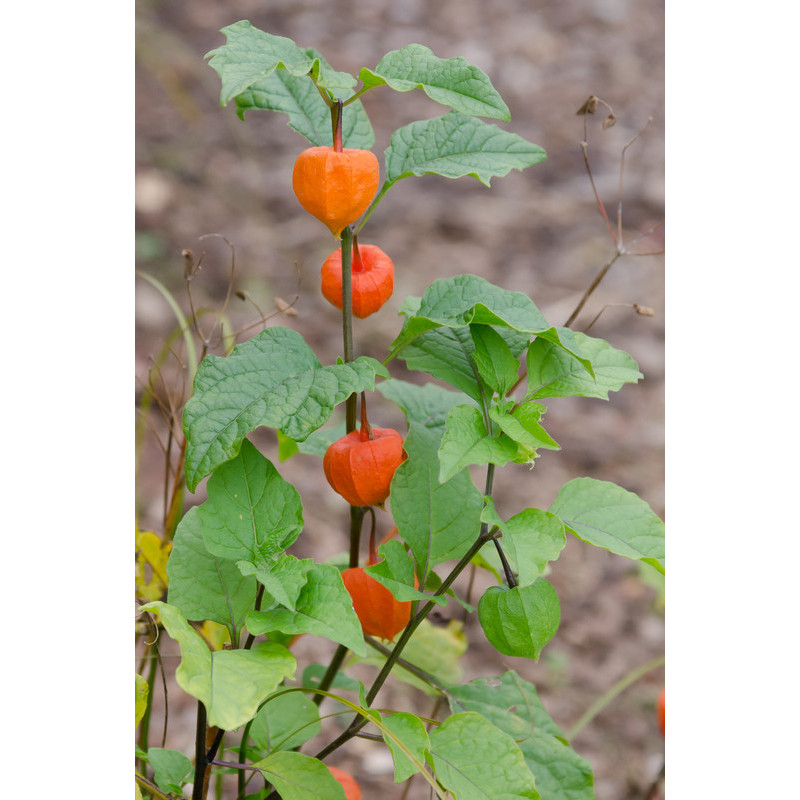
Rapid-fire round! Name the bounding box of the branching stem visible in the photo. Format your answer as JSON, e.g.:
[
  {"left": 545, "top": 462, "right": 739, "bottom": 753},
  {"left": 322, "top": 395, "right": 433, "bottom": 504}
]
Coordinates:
[{"left": 313, "top": 465, "right": 497, "bottom": 762}]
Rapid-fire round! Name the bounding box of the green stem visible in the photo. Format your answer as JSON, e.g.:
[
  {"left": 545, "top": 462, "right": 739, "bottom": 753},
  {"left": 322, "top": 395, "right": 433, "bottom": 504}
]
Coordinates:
[
  {"left": 237, "top": 719, "right": 255, "bottom": 799},
  {"left": 135, "top": 772, "right": 173, "bottom": 800},
  {"left": 565, "top": 654, "right": 665, "bottom": 741},
  {"left": 341, "top": 84, "right": 375, "bottom": 107},
  {"left": 364, "top": 637, "right": 454, "bottom": 698},
  {"left": 314, "top": 466, "right": 497, "bottom": 761},
  {"left": 354, "top": 181, "right": 392, "bottom": 234},
  {"left": 340, "top": 226, "right": 357, "bottom": 432},
  {"left": 312, "top": 224, "right": 363, "bottom": 706}
]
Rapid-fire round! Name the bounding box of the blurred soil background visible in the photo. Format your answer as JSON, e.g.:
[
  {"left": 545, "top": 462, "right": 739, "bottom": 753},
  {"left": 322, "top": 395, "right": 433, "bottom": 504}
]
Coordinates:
[{"left": 135, "top": 0, "right": 664, "bottom": 797}]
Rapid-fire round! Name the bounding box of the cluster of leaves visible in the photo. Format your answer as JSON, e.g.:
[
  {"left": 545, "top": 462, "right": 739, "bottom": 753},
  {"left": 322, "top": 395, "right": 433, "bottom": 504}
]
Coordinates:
[{"left": 135, "top": 21, "right": 664, "bottom": 800}]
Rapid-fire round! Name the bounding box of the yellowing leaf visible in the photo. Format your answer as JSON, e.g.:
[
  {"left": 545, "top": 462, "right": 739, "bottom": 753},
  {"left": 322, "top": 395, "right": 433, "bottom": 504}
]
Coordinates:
[
  {"left": 135, "top": 528, "right": 172, "bottom": 602},
  {"left": 135, "top": 673, "right": 149, "bottom": 729},
  {"left": 200, "top": 620, "right": 231, "bottom": 651}
]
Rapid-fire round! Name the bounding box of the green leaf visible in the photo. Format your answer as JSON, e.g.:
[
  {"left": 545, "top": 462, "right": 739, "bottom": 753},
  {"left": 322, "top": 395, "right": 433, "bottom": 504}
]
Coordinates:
[
  {"left": 437, "top": 405, "right": 519, "bottom": 483},
  {"left": 391, "top": 275, "right": 592, "bottom": 377},
  {"left": 252, "top": 752, "right": 346, "bottom": 800},
  {"left": 526, "top": 330, "right": 642, "bottom": 400},
  {"left": 478, "top": 581, "right": 561, "bottom": 660},
  {"left": 480, "top": 502, "right": 567, "bottom": 586},
  {"left": 549, "top": 477, "right": 665, "bottom": 572},
  {"left": 471, "top": 325, "right": 522, "bottom": 396},
  {"left": 141, "top": 601, "right": 296, "bottom": 730},
  {"left": 135, "top": 673, "right": 148, "bottom": 729},
  {"left": 246, "top": 563, "right": 367, "bottom": 656},
  {"left": 249, "top": 689, "right": 322, "bottom": 754},
  {"left": 489, "top": 401, "right": 561, "bottom": 463},
  {"left": 428, "top": 712, "right": 540, "bottom": 799},
  {"left": 364, "top": 540, "right": 446, "bottom": 606},
  {"left": 389, "top": 422, "right": 484, "bottom": 568},
  {"left": 384, "top": 111, "right": 545, "bottom": 187},
  {"left": 195, "top": 440, "right": 303, "bottom": 570},
  {"left": 206, "top": 21, "right": 355, "bottom": 106},
  {"left": 395, "top": 326, "right": 487, "bottom": 403},
  {"left": 147, "top": 748, "right": 192, "bottom": 795},
  {"left": 359, "top": 44, "right": 510, "bottom": 120},
  {"left": 298, "top": 421, "right": 348, "bottom": 458},
  {"left": 233, "top": 61, "right": 375, "bottom": 147},
  {"left": 183, "top": 326, "right": 388, "bottom": 490},
  {"left": 448, "top": 672, "right": 595, "bottom": 800},
  {"left": 394, "top": 325, "right": 530, "bottom": 404},
  {"left": 377, "top": 378, "right": 477, "bottom": 431},
  {"left": 166, "top": 506, "right": 257, "bottom": 629},
  {"left": 276, "top": 430, "right": 300, "bottom": 461},
  {"left": 351, "top": 619, "right": 467, "bottom": 695},
  {"left": 239, "top": 554, "right": 315, "bottom": 610},
  {"left": 380, "top": 711, "right": 431, "bottom": 783}
]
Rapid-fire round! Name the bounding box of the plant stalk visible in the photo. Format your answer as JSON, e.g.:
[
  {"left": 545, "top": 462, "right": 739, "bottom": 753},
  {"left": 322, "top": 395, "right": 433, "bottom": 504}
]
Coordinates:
[
  {"left": 340, "top": 225, "right": 357, "bottom": 432},
  {"left": 314, "top": 465, "right": 497, "bottom": 761},
  {"left": 192, "top": 701, "right": 209, "bottom": 800}
]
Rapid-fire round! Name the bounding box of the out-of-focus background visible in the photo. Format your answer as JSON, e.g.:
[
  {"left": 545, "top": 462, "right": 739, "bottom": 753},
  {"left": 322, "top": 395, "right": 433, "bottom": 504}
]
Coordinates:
[{"left": 135, "top": 0, "right": 664, "bottom": 796}]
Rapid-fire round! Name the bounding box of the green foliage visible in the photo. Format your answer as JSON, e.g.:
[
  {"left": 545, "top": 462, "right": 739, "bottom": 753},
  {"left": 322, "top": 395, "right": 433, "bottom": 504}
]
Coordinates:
[
  {"left": 438, "top": 404, "right": 521, "bottom": 481},
  {"left": 146, "top": 748, "right": 193, "bottom": 795},
  {"left": 392, "top": 275, "right": 589, "bottom": 367},
  {"left": 480, "top": 501, "right": 567, "bottom": 585},
  {"left": 448, "top": 672, "right": 595, "bottom": 800},
  {"left": 206, "top": 21, "right": 356, "bottom": 104},
  {"left": 183, "top": 326, "right": 388, "bottom": 490},
  {"left": 526, "top": 331, "right": 642, "bottom": 400},
  {"left": 167, "top": 505, "right": 257, "bottom": 634},
  {"left": 142, "top": 601, "right": 296, "bottom": 730},
  {"left": 248, "top": 689, "right": 322, "bottom": 753},
  {"left": 549, "top": 477, "right": 665, "bottom": 572},
  {"left": 246, "top": 563, "right": 368, "bottom": 656},
  {"left": 365, "top": 539, "right": 445, "bottom": 605},
  {"left": 234, "top": 65, "right": 375, "bottom": 147},
  {"left": 251, "top": 752, "right": 347, "bottom": 800},
  {"left": 376, "top": 378, "right": 477, "bottom": 431},
  {"left": 384, "top": 111, "right": 545, "bottom": 187},
  {"left": 389, "top": 421, "right": 484, "bottom": 569},
  {"left": 478, "top": 580, "right": 561, "bottom": 660},
  {"left": 358, "top": 43, "right": 511, "bottom": 120},
  {"left": 197, "top": 440, "right": 304, "bottom": 569},
  {"left": 428, "top": 712, "right": 540, "bottom": 799}
]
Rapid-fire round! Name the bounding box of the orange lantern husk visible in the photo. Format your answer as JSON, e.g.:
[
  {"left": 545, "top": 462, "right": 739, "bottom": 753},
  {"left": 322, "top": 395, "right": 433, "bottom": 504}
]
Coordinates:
[
  {"left": 321, "top": 243, "right": 394, "bottom": 318},
  {"left": 323, "top": 426, "right": 405, "bottom": 507},
  {"left": 292, "top": 146, "right": 379, "bottom": 237}
]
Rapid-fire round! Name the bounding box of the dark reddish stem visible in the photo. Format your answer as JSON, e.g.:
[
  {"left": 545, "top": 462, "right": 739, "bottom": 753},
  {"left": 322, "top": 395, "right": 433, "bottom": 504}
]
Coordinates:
[
  {"left": 332, "top": 99, "right": 343, "bottom": 153},
  {"left": 359, "top": 392, "right": 373, "bottom": 440},
  {"left": 352, "top": 234, "right": 364, "bottom": 273}
]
